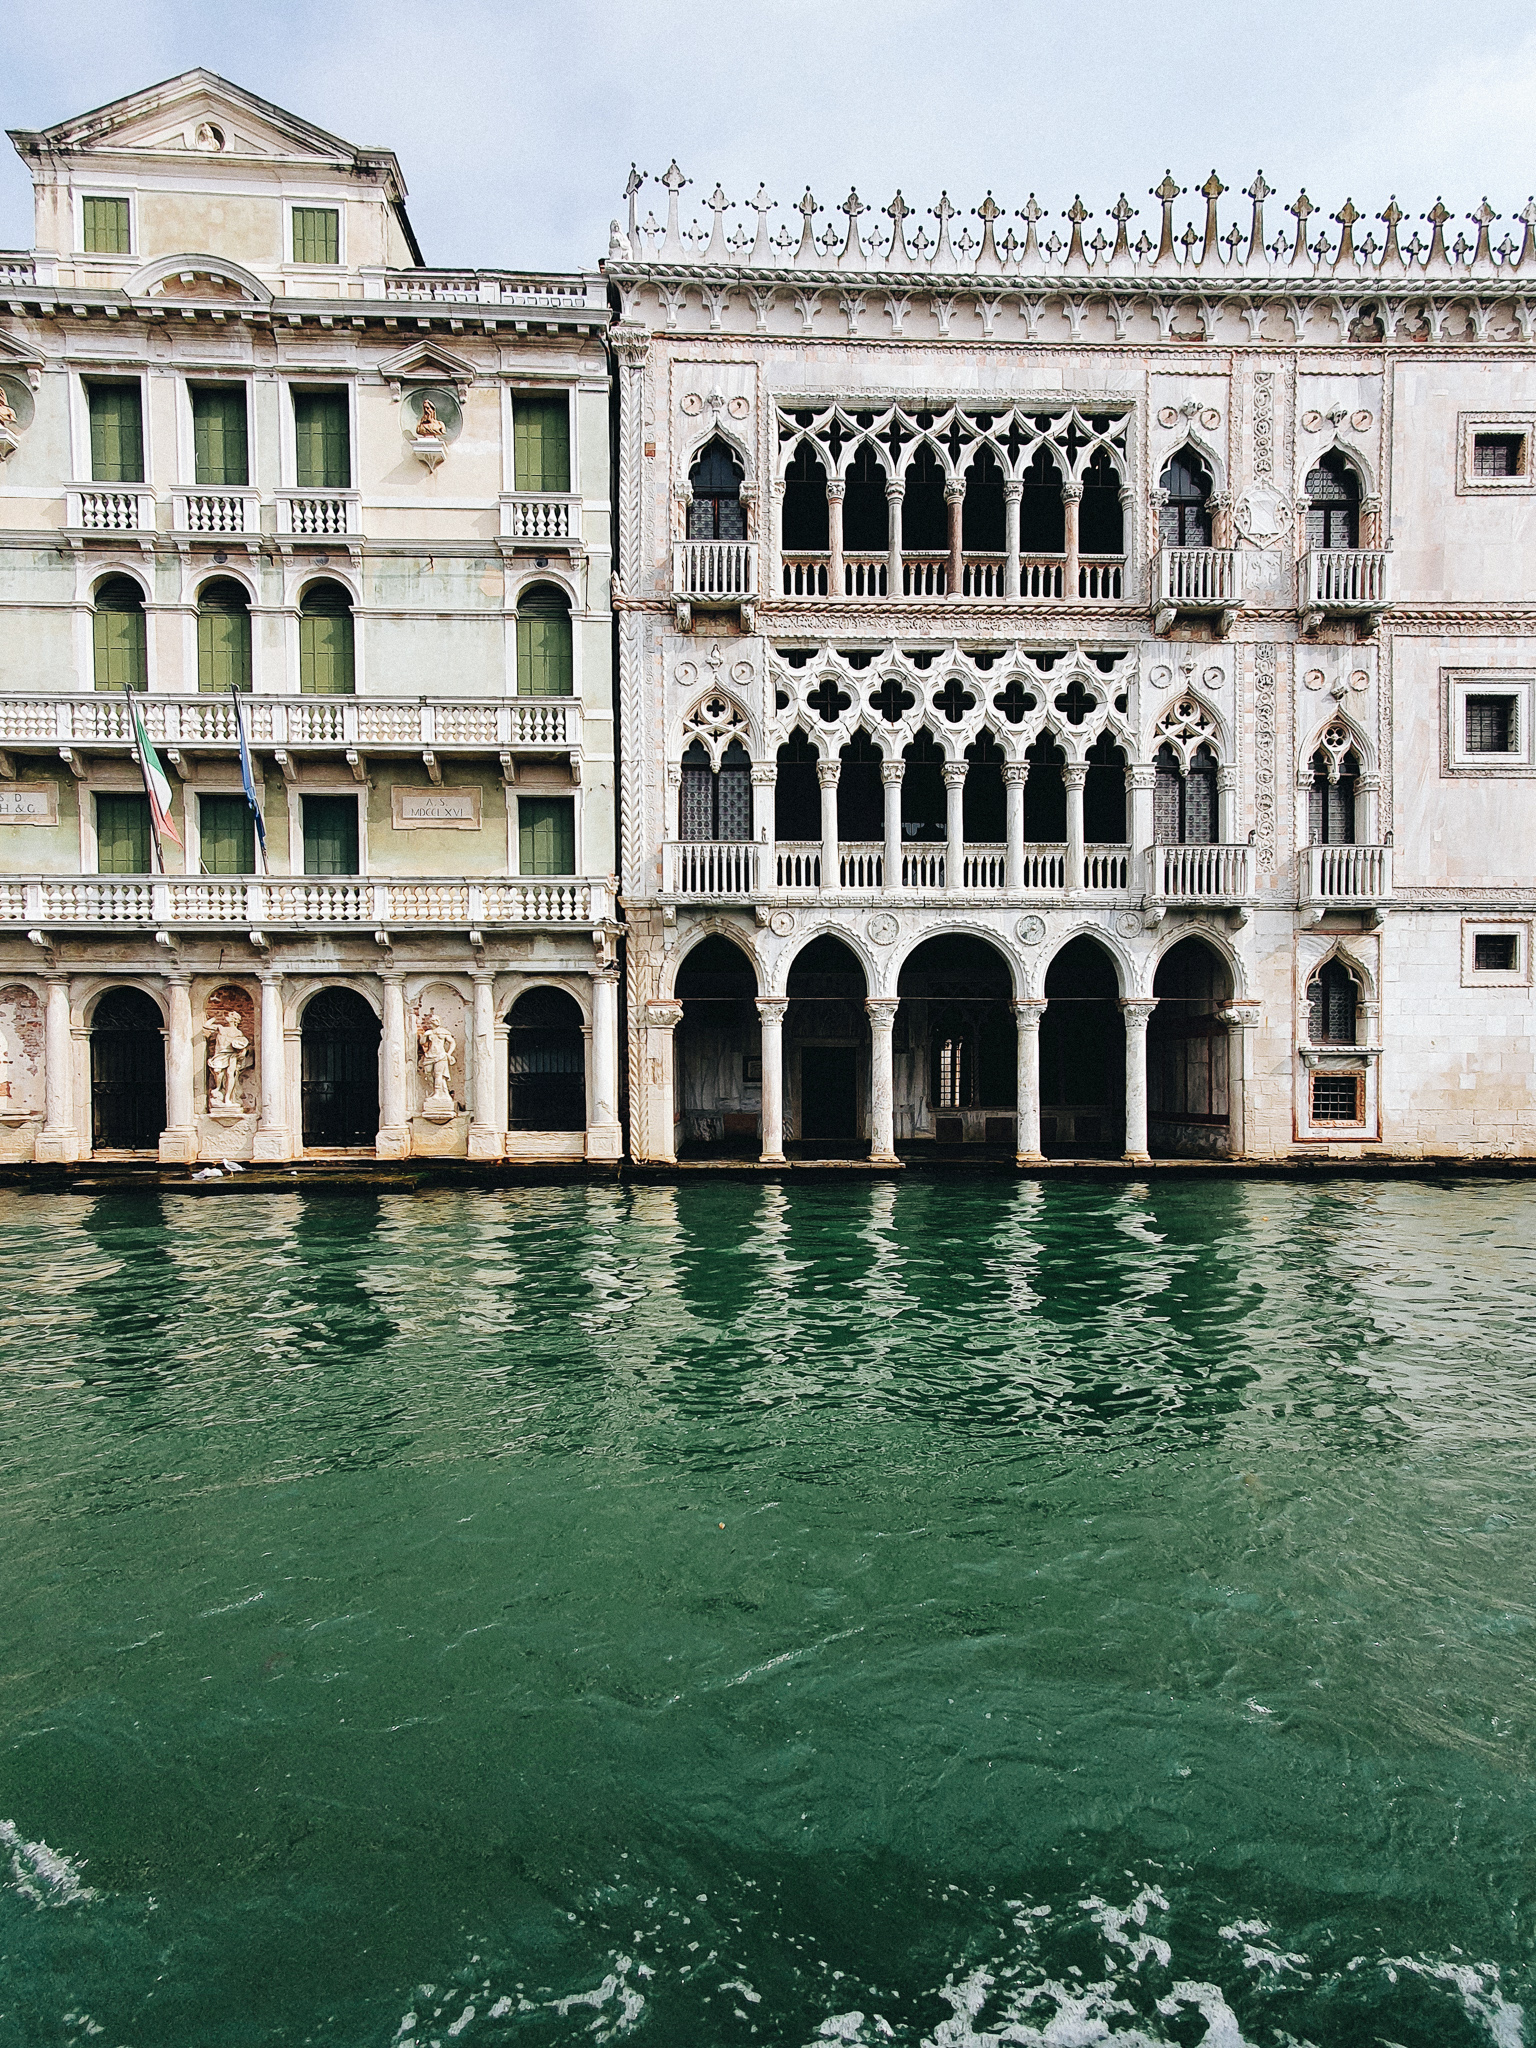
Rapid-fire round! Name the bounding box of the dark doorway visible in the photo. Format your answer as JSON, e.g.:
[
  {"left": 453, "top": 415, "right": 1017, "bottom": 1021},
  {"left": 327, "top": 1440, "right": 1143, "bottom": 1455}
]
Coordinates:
[
  {"left": 507, "top": 986, "right": 586, "bottom": 1131},
  {"left": 1149, "top": 938, "right": 1232, "bottom": 1157},
  {"left": 896, "top": 934, "right": 1016, "bottom": 1149},
  {"left": 301, "top": 987, "right": 380, "bottom": 1147},
  {"left": 787, "top": 935, "right": 868, "bottom": 1156},
  {"left": 799, "top": 1046, "right": 858, "bottom": 1143},
  {"left": 90, "top": 986, "right": 165, "bottom": 1150},
  {"left": 1040, "top": 937, "right": 1124, "bottom": 1156},
  {"left": 675, "top": 935, "right": 760, "bottom": 1156}
]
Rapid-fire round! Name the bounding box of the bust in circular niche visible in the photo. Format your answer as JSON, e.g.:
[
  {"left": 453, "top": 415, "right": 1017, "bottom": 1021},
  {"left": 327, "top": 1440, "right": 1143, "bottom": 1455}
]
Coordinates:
[
  {"left": 0, "top": 376, "right": 34, "bottom": 457},
  {"left": 415, "top": 398, "right": 447, "bottom": 440},
  {"left": 404, "top": 387, "right": 462, "bottom": 443}
]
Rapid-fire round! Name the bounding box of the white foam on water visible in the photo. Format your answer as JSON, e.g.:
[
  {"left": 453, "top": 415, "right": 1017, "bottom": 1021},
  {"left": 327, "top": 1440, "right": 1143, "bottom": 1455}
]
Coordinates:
[
  {"left": 1385, "top": 1957, "right": 1525, "bottom": 2048},
  {"left": 0, "top": 1820, "right": 97, "bottom": 1908},
  {"left": 1080, "top": 1885, "right": 1173, "bottom": 1970}
]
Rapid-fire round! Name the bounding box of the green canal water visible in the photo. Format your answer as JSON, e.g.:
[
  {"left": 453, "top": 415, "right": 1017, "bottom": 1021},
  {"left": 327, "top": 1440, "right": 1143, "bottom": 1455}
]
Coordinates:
[{"left": 2, "top": 1179, "right": 1534, "bottom": 2047}]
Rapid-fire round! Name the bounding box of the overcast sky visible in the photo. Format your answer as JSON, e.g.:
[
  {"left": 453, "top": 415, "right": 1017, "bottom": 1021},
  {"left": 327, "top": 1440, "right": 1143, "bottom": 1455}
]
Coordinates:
[{"left": 4, "top": 0, "right": 1535, "bottom": 272}]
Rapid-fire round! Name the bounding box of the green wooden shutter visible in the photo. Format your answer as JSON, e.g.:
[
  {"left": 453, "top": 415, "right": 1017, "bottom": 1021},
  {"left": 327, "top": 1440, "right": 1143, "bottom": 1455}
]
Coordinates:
[
  {"left": 198, "top": 794, "right": 255, "bottom": 874},
  {"left": 82, "top": 197, "right": 131, "bottom": 254},
  {"left": 88, "top": 384, "right": 144, "bottom": 482},
  {"left": 515, "top": 590, "right": 573, "bottom": 696},
  {"left": 513, "top": 396, "right": 571, "bottom": 492},
  {"left": 293, "top": 393, "right": 350, "bottom": 488},
  {"left": 303, "top": 795, "right": 359, "bottom": 875},
  {"left": 192, "top": 388, "right": 249, "bottom": 486},
  {"left": 96, "top": 794, "right": 151, "bottom": 874},
  {"left": 299, "top": 598, "right": 355, "bottom": 695},
  {"left": 197, "top": 597, "right": 251, "bottom": 693},
  {"left": 92, "top": 583, "right": 146, "bottom": 691},
  {"left": 292, "top": 207, "right": 340, "bottom": 265},
  {"left": 519, "top": 798, "right": 575, "bottom": 876}
]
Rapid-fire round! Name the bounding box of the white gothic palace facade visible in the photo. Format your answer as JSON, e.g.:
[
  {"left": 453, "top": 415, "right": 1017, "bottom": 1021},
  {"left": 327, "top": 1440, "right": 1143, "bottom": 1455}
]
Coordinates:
[{"left": 0, "top": 70, "right": 1533, "bottom": 1168}]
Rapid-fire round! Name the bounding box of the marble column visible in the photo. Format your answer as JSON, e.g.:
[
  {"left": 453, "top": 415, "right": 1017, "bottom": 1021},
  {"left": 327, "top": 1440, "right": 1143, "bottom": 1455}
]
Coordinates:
[
  {"left": 1220, "top": 1000, "right": 1260, "bottom": 1158},
  {"left": 756, "top": 996, "right": 787, "bottom": 1164},
  {"left": 159, "top": 974, "right": 199, "bottom": 1163},
  {"left": 770, "top": 476, "right": 786, "bottom": 594},
  {"left": 587, "top": 967, "right": 623, "bottom": 1160},
  {"left": 253, "top": 972, "right": 291, "bottom": 1161},
  {"left": 1003, "top": 479, "right": 1022, "bottom": 598},
  {"left": 882, "top": 759, "right": 903, "bottom": 889},
  {"left": 826, "top": 478, "right": 845, "bottom": 598},
  {"left": 752, "top": 765, "right": 777, "bottom": 891},
  {"left": 645, "top": 999, "right": 683, "bottom": 1164},
  {"left": 467, "top": 971, "right": 502, "bottom": 1159},
  {"left": 1012, "top": 997, "right": 1047, "bottom": 1162},
  {"left": 1218, "top": 764, "right": 1239, "bottom": 845},
  {"left": 1004, "top": 763, "right": 1028, "bottom": 890},
  {"left": 1121, "top": 997, "right": 1158, "bottom": 1164},
  {"left": 818, "top": 758, "right": 840, "bottom": 890},
  {"left": 1064, "top": 762, "right": 1087, "bottom": 891},
  {"left": 378, "top": 973, "right": 411, "bottom": 1159},
  {"left": 885, "top": 478, "right": 904, "bottom": 598},
  {"left": 945, "top": 480, "right": 966, "bottom": 596},
  {"left": 36, "top": 976, "right": 77, "bottom": 1162},
  {"left": 865, "top": 996, "right": 901, "bottom": 1165},
  {"left": 1129, "top": 763, "right": 1157, "bottom": 902},
  {"left": 1062, "top": 479, "right": 1083, "bottom": 597},
  {"left": 943, "top": 761, "right": 967, "bottom": 892}
]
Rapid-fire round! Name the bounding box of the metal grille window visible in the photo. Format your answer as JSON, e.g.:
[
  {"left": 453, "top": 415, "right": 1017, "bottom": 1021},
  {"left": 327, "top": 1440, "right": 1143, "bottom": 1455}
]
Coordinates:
[
  {"left": 1304, "top": 450, "right": 1360, "bottom": 550},
  {"left": 292, "top": 207, "right": 340, "bottom": 265},
  {"left": 1153, "top": 743, "right": 1218, "bottom": 845},
  {"left": 1473, "top": 433, "right": 1525, "bottom": 478},
  {"left": 1311, "top": 1071, "right": 1363, "bottom": 1123},
  {"left": 1157, "top": 450, "right": 1212, "bottom": 548},
  {"left": 192, "top": 386, "right": 248, "bottom": 486},
  {"left": 1308, "top": 958, "right": 1359, "bottom": 1045},
  {"left": 293, "top": 391, "right": 350, "bottom": 488},
  {"left": 1308, "top": 750, "right": 1357, "bottom": 844},
  {"left": 197, "top": 578, "right": 252, "bottom": 693},
  {"left": 513, "top": 396, "right": 571, "bottom": 492},
  {"left": 82, "top": 197, "right": 131, "bottom": 254},
  {"left": 680, "top": 741, "right": 752, "bottom": 840},
  {"left": 199, "top": 794, "right": 255, "bottom": 875},
  {"left": 1465, "top": 695, "right": 1516, "bottom": 753},
  {"left": 507, "top": 987, "right": 586, "bottom": 1132},
  {"left": 687, "top": 439, "right": 746, "bottom": 540},
  {"left": 88, "top": 382, "right": 143, "bottom": 483},
  {"left": 1474, "top": 933, "right": 1518, "bottom": 971},
  {"left": 92, "top": 575, "right": 146, "bottom": 692}
]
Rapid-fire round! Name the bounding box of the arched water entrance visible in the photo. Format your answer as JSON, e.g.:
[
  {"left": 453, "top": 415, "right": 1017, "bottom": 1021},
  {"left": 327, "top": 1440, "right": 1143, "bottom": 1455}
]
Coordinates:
[
  {"left": 1149, "top": 937, "right": 1233, "bottom": 1157},
  {"left": 301, "top": 988, "right": 380, "bottom": 1148},
  {"left": 675, "top": 936, "right": 760, "bottom": 1156},
  {"left": 91, "top": 987, "right": 165, "bottom": 1150},
  {"left": 896, "top": 935, "right": 1016, "bottom": 1151},
  {"left": 507, "top": 987, "right": 586, "bottom": 1132},
  {"left": 787, "top": 936, "right": 868, "bottom": 1155},
  {"left": 1040, "top": 937, "right": 1124, "bottom": 1156}
]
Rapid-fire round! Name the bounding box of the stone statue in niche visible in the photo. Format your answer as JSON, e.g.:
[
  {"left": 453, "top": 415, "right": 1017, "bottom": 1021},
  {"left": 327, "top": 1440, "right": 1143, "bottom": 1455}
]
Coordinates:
[
  {"left": 0, "top": 384, "right": 17, "bottom": 464},
  {"left": 415, "top": 398, "right": 447, "bottom": 440},
  {"left": 417, "top": 1010, "right": 457, "bottom": 1121},
  {"left": 205, "top": 1006, "right": 250, "bottom": 1118},
  {"left": 0, "top": 388, "right": 15, "bottom": 433}
]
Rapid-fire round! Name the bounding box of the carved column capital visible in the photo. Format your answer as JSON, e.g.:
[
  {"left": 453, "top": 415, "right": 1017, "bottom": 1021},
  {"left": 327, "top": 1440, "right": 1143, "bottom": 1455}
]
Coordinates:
[
  {"left": 881, "top": 760, "right": 905, "bottom": 785},
  {"left": 1128, "top": 765, "right": 1158, "bottom": 792},
  {"left": 816, "top": 759, "right": 841, "bottom": 788},
  {"left": 1063, "top": 762, "right": 1088, "bottom": 790},
  {"left": 750, "top": 765, "right": 777, "bottom": 786},
  {"left": 944, "top": 480, "right": 966, "bottom": 504},
  {"left": 941, "top": 761, "right": 968, "bottom": 787},
  {"left": 1120, "top": 997, "right": 1159, "bottom": 1026},
  {"left": 755, "top": 997, "right": 789, "bottom": 1025},
  {"left": 646, "top": 1000, "right": 683, "bottom": 1031},
  {"left": 885, "top": 478, "right": 905, "bottom": 503},
  {"left": 1012, "top": 997, "right": 1049, "bottom": 1024},
  {"left": 1060, "top": 481, "right": 1084, "bottom": 503},
  {"left": 864, "top": 996, "right": 901, "bottom": 1027},
  {"left": 825, "top": 479, "right": 847, "bottom": 502},
  {"left": 1002, "top": 479, "right": 1024, "bottom": 503},
  {"left": 1003, "top": 762, "right": 1029, "bottom": 786}
]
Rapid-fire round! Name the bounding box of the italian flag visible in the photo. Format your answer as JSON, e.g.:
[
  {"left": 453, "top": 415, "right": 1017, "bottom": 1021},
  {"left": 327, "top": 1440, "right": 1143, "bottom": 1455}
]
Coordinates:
[{"left": 129, "top": 694, "right": 182, "bottom": 849}]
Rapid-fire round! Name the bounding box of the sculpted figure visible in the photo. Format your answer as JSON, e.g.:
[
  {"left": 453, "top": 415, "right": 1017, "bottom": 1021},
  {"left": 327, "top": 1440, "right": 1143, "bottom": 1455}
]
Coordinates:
[
  {"left": 205, "top": 1006, "right": 249, "bottom": 1110},
  {"left": 0, "top": 388, "right": 16, "bottom": 433},
  {"left": 415, "top": 398, "right": 447, "bottom": 440},
  {"left": 418, "top": 1011, "right": 456, "bottom": 1104}
]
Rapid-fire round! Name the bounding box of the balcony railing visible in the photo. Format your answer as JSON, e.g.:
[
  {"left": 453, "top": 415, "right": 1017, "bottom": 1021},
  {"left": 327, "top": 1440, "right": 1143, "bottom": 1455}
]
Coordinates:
[
  {"left": 67, "top": 488, "right": 157, "bottom": 535},
  {"left": 661, "top": 840, "right": 761, "bottom": 896},
  {"left": 1303, "top": 843, "right": 1393, "bottom": 905},
  {"left": 1, "top": 877, "right": 612, "bottom": 929},
  {"left": 776, "top": 552, "right": 1124, "bottom": 603},
  {"left": 0, "top": 693, "right": 578, "bottom": 752},
  {"left": 1157, "top": 547, "right": 1243, "bottom": 609},
  {"left": 501, "top": 493, "right": 581, "bottom": 544},
  {"left": 782, "top": 554, "right": 831, "bottom": 597},
  {"left": 276, "top": 490, "right": 360, "bottom": 538},
  {"left": 171, "top": 489, "right": 262, "bottom": 537},
  {"left": 838, "top": 843, "right": 885, "bottom": 889},
  {"left": 1303, "top": 549, "right": 1391, "bottom": 611},
  {"left": 1082, "top": 846, "right": 1132, "bottom": 892},
  {"left": 1148, "top": 842, "right": 1253, "bottom": 903},
  {"left": 673, "top": 539, "right": 757, "bottom": 602},
  {"left": 844, "top": 555, "right": 888, "bottom": 598}
]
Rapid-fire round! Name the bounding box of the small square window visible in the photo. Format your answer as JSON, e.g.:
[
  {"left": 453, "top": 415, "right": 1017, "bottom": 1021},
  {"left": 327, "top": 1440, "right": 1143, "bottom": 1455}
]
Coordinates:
[
  {"left": 82, "top": 196, "right": 131, "bottom": 254},
  {"left": 1465, "top": 694, "right": 1517, "bottom": 754},
  {"left": 292, "top": 207, "right": 340, "bottom": 266},
  {"left": 1474, "top": 933, "right": 1518, "bottom": 972},
  {"left": 1311, "top": 1071, "right": 1363, "bottom": 1124},
  {"left": 1473, "top": 432, "right": 1526, "bottom": 478}
]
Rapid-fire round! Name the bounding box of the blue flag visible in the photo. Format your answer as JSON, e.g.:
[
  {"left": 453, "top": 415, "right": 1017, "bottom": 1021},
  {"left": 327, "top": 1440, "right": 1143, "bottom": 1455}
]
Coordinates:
[{"left": 230, "top": 689, "right": 267, "bottom": 871}]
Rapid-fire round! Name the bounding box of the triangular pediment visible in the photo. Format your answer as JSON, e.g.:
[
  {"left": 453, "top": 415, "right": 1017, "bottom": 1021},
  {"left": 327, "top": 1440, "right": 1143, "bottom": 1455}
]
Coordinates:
[
  {"left": 378, "top": 340, "right": 480, "bottom": 385},
  {"left": 9, "top": 69, "right": 388, "bottom": 175},
  {"left": 0, "top": 330, "right": 46, "bottom": 372}
]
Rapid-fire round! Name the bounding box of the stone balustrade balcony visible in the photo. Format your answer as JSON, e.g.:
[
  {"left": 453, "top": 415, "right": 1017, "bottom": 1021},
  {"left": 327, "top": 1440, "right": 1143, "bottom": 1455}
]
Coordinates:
[
  {"left": 500, "top": 493, "right": 583, "bottom": 550},
  {"left": 1302, "top": 842, "right": 1393, "bottom": 913},
  {"left": 171, "top": 489, "right": 263, "bottom": 541},
  {"left": 65, "top": 487, "right": 157, "bottom": 541},
  {"left": 0, "top": 875, "right": 612, "bottom": 933},
  {"left": 1301, "top": 548, "right": 1391, "bottom": 623},
  {"left": 672, "top": 539, "right": 757, "bottom": 607},
  {"left": 778, "top": 549, "right": 1126, "bottom": 603},
  {"left": 275, "top": 488, "right": 360, "bottom": 540},
  {"left": 1147, "top": 841, "right": 1253, "bottom": 907},
  {"left": 0, "top": 691, "right": 580, "bottom": 756},
  {"left": 659, "top": 839, "right": 1138, "bottom": 902},
  {"left": 1154, "top": 546, "right": 1243, "bottom": 632}
]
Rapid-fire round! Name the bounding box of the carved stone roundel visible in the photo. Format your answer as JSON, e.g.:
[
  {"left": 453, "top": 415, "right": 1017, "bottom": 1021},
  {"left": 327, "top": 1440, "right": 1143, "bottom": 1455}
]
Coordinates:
[
  {"left": 1201, "top": 666, "right": 1225, "bottom": 689},
  {"left": 730, "top": 660, "right": 754, "bottom": 685},
  {"left": 1301, "top": 410, "right": 1324, "bottom": 432},
  {"left": 1199, "top": 407, "right": 1221, "bottom": 431},
  {"left": 1116, "top": 911, "right": 1146, "bottom": 937},
  {"left": 727, "top": 395, "right": 751, "bottom": 419},
  {"left": 680, "top": 392, "right": 703, "bottom": 416},
  {"left": 1156, "top": 406, "right": 1179, "bottom": 429},
  {"left": 1348, "top": 669, "right": 1370, "bottom": 692},
  {"left": 768, "top": 910, "right": 796, "bottom": 938},
  {"left": 866, "top": 912, "right": 899, "bottom": 946},
  {"left": 1351, "top": 410, "right": 1374, "bottom": 431},
  {"left": 1303, "top": 667, "right": 1327, "bottom": 691},
  {"left": 674, "top": 661, "right": 697, "bottom": 687},
  {"left": 1016, "top": 914, "right": 1046, "bottom": 946}
]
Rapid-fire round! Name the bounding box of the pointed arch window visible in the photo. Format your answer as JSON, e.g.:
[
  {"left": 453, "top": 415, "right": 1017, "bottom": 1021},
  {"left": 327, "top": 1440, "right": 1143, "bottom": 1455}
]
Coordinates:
[
  {"left": 1158, "top": 449, "right": 1213, "bottom": 548},
  {"left": 1154, "top": 741, "right": 1218, "bottom": 844},
  {"left": 1079, "top": 448, "right": 1124, "bottom": 555},
  {"left": 1018, "top": 445, "right": 1065, "bottom": 553},
  {"left": 1308, "top": 742, "right": 1358, "bottom": 844},
  {"left": 1308, "top": 958, "right": 1359, "bottom": 1044},
  {"left": 1305, "top": 450, "right": 1360, "bottom": 550},
  {"left": 781, "top": 442, "right": 829, "bottom": 551},
  {"left": 93, "top": 575, "right": 146, "bottom": 692},
  {"left": 687, "top": 439, "right": 745, "bottom": 540},
  {"left": 681, "top": 739, "right": 751, "bottom": 841}
]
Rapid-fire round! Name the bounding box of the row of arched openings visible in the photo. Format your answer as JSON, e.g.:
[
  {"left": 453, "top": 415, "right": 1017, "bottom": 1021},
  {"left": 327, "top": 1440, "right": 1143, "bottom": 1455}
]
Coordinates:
[
  {"left": 86, "top": 985, "right": 590, "bottom": 1152},
  {"left": 89, "top": 578, "right": 574, "bottom": 696}
]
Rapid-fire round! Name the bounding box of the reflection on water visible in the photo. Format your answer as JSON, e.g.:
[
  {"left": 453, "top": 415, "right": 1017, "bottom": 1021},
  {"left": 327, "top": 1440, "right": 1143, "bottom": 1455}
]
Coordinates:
[{"left": 1, "top": 1179, "right": 1534, "bottom": 2046}]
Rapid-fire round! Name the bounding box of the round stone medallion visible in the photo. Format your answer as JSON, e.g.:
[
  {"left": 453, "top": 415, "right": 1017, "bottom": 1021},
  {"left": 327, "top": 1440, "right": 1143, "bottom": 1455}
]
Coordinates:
[
  {"left": 1016, "top": 914, "right": 1046, "bottom": 946},
  {"left": 768, "top": 910, "right": 796, "bottom": 938},
  {"left": 866, "top": 912, "right": 899, "bottom": 946},
  {"left": 1116, "top": 911, "right": 1145, "bottom": 937}
]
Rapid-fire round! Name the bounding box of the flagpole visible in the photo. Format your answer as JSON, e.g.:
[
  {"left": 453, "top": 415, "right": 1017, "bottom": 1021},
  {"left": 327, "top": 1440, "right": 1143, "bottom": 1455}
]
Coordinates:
[
  {"left": 124, "top": 684, "right": 164, "bottom": 877},
  {"left": 231, "top": 686, "right": 268, "bottom": 876}
]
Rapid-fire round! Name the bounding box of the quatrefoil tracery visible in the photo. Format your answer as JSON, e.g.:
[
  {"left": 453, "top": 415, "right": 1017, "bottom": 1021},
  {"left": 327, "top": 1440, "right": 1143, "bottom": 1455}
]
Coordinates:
[
  {"left": 774, "top": 401, "right": 1131, "bottom": 489},
  {"left": 679, "top": 690, "right": 752, "bottom": 767},
  {"left": 1153, "top": 694, "right": 1223, "bottom": 771}
]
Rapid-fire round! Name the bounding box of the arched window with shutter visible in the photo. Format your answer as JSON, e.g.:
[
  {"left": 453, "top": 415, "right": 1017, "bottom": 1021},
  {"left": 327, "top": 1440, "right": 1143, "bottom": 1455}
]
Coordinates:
[
  {"left": 298, "top": 581, "right": 354, "bottom": 695},
  {"left": 1307, "top": 958, "right": 1360, "bottom": 1044},
  {"left": 197, "top": 577, "right": 251, "bottom": 693},
  {"left": 1154, "top": 741, "right": 1219, "bottom": 844},
  {"left": 1305, "top": 450, "right": 1361, "bottom": 550},
  {"left": 516, "top": 583, "right": 572, "bottom": 697},
  {"left": 687, "top": 439, "right": 745, "bottom": 540},
  {"left": 1308, "top": 745, "right": 1358, "bottom": 844},
  {"left": 93, "top": 575, "right": 146, "bottom": 692},
  {"left": 1158, "top": 449, "right": 1213, "bottom": 548},
  {"left": 680, "top": 739, "right": 751, "bottom": 841}
]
